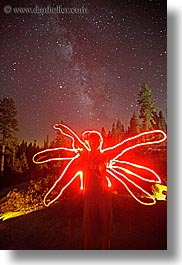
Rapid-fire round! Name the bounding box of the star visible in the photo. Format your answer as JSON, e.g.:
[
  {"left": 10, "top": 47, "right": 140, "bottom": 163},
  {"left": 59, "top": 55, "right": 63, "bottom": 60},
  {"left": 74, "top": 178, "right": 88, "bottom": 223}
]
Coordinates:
[{"left": 0, "top": 0, "right": 166, "bottom": 143}]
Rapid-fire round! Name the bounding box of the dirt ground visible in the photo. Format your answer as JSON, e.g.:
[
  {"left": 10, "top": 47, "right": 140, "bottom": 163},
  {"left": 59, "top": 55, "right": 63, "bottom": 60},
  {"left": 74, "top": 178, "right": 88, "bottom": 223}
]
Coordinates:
[{"left": 0, "top": 194, "right": 167, "bottom": 250}]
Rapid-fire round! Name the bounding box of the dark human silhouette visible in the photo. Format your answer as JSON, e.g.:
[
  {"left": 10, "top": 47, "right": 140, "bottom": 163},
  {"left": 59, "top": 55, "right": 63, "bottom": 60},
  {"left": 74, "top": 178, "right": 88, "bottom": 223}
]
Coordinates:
[{"left": 80, "top": 132, "right": 112, "bottom": 249}]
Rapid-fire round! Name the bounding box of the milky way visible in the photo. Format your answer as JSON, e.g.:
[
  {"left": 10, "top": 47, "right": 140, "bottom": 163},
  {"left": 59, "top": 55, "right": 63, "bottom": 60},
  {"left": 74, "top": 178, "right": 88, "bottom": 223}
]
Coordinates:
[{"left": 0, "top": 0, "right": 167, "bottom": 144}]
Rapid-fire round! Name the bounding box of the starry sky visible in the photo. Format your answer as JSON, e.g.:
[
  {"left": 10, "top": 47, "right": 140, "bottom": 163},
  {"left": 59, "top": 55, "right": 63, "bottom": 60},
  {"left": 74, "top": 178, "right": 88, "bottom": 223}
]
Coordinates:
[{"left": 0, "top": 0, "right": 167, "bottom": 144}]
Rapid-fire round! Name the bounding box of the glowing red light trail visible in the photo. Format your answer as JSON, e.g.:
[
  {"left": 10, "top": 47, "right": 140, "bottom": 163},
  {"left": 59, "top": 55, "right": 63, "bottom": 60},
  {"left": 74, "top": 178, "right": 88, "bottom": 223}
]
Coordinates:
[{"left": 33, "top": 124, "right": 166, "bottom": 207}]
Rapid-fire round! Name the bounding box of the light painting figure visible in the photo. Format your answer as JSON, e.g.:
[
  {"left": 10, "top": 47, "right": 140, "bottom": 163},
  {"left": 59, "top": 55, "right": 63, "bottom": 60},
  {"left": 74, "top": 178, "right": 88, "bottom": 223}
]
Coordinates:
[
  {"left": 33, "top": 124, "right": 166, "bottom": 207},
  {"left": 33, "top": 123, "right": 166, "bottom": 249},
  {"left": 33, "top": 124, "right": 166, "bottom": 206}
]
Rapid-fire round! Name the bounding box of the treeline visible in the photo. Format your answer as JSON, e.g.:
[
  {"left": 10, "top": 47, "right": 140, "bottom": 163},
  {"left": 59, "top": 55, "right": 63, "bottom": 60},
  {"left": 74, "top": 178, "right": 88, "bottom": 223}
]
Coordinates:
[
  {"left": 101, "top": 109, "right": 166, "bottom": 148},
  {"left": 0, "top": 82, "right": 167, "bottom": 188},
  {"left": 101, "top": 82, "right": 167, "bottom": 146}
]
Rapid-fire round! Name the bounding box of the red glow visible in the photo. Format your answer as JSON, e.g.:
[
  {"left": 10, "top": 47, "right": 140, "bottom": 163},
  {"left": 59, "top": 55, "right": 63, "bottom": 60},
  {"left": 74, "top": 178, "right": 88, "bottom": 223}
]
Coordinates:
[{"left": 33, "top": 124, "right": 166, "bottom": 207}]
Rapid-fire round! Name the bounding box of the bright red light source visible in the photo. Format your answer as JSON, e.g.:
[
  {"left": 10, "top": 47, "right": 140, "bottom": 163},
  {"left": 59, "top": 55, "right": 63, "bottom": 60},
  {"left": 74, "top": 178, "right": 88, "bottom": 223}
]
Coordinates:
[{"left": 33, "top": 124, "right": 166, "bottom": 207}]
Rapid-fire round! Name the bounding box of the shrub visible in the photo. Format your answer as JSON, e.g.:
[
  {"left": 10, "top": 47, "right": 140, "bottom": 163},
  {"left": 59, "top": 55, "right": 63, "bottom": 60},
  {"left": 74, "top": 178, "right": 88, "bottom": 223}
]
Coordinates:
[{"left": 0, "top": 175, "right": 56, "bottom": 216}]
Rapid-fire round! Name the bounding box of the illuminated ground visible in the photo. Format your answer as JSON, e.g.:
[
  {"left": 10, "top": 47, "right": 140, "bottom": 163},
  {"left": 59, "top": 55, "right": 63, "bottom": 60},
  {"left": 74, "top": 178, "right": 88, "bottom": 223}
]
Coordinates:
[{"left": 0, "top": 194, "right": 167, "bottom": 250}]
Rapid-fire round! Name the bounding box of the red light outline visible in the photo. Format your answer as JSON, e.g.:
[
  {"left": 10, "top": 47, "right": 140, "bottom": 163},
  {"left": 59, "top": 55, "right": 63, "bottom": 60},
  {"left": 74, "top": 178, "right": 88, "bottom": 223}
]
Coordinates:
[
  {"left": 43, "top": 153, "right": 80, "bottom": 207},
  {"left": 102, "top": 130, "right": 166, "bottom": 159},
  {"left": 110, "top": 161, "right": 161, "bottom": 183},
  {"left": 106, "top": 169, "right": 156, "bottom": 206},
  {"left": 32, "top": 147, "right": 78, "bottom": 164},
  {"left": 106, "top": 176, "right": 112, "bottom": 188},
  {"left": 82, "top": 130, "right": 104, "bottom": 151},
  {"left": 33, "top": 124, "right": 167, "bottom": 207},
  {"left": 53, "top": 123, "right": 89, "bottom": 151}
]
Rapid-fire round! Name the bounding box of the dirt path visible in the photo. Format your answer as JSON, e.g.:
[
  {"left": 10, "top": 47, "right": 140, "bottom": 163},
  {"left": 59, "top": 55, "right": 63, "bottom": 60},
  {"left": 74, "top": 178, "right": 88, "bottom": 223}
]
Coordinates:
[{"left": 0, "top": 195, "right": 167, "bottom": 250}]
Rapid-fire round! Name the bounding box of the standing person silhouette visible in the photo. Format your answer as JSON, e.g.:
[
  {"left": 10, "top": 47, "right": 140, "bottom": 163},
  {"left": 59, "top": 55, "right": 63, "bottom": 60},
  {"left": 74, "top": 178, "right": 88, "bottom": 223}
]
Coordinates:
[{"left": 81, "top": 132, "right": 112, "bottom": 249}]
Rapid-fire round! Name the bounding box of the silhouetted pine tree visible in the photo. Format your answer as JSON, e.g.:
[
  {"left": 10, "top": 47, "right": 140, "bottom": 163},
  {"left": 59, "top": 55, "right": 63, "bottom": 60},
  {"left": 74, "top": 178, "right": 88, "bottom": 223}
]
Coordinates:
[
  {"left": 0, "top": 97, "right": 19, "bottom": 173},
  {"left": 158, "top": 111, "right": 167, "bottom": 132},
  {"left": 116, "top": 119, "right": 124, "bottom": 140},
  {"left": 128, "top": 112, "right": 140, "bottom": 136},
  {"left": 137, "top": 83, "right": 157, "bottom": 131}
]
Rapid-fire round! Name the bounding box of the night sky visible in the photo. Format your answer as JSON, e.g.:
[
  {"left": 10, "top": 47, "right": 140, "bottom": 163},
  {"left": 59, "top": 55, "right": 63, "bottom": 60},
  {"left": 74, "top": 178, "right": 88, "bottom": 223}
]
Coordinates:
[{"left": 0, "top": 0, "right": 167, "bottom": 144}]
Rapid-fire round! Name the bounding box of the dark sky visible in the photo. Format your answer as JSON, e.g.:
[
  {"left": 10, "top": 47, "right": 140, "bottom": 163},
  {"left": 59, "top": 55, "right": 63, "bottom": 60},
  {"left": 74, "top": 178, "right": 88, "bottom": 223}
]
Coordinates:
[{"left": 0, "top": 0, "right": 167, "bottom": 144}]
